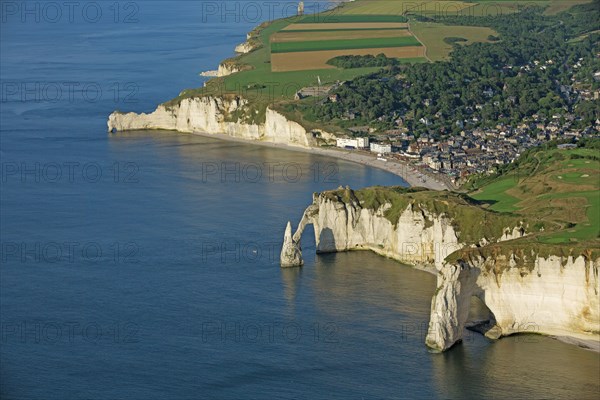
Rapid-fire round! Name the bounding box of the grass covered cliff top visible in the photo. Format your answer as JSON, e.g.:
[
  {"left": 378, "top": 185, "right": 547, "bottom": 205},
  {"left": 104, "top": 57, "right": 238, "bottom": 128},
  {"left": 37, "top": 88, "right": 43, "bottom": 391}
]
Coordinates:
[
  {"left": 318, "top": 139, "right": 600, "bottom": 265},
  {"left": 467, "top": 139, "right": 599, "bottom": 244},
  {"left": 163, "top": 14, "right": 380, "bottom": 115},
  {"left": 321, "top": 185, "right": 528, "bottom": 245}
]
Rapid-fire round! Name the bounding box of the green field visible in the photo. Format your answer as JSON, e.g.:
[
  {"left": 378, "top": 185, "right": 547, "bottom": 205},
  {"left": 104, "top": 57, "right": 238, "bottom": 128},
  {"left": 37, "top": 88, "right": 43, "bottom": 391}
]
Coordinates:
[
  {"left": 283, "top": 27, "right": 409, "bottom": 33},
  {"left": 471, "top": 177, "right": 522, "bottom": 212},
  {"left": 335, "top": 0, "right": 592, "bottom": 17},
  {"left": 537, "top": 191, "right": 599, "bottom": 243},
  {"left": 468, "top": 146, "right": 600, "bottom": 245},
  {"left": 297, "top": 14, "right": 408, "bottom": 23},
  {"left": 165, "top": 17, "right": 381, "bottom": 116},
  {"left": 438, "top": 142, "right": 600, "bottom": 267},
  {"left": 456, "top": 0, "right": 593, "bottom": 17},
  {"left": 337, "top": 0, "right": 475, "bottom": 15},
  {"left": 410, "top": 22, "right": 499, "bottom": 61},
  {"left": 544, "top": 0, "right": 595, "bottom": 14},
  {"left": 166, "top": 0, "right": 594, "bottom": 122},
  {"left": 271, "top": 36, "right": 422, "bottom": 53}
]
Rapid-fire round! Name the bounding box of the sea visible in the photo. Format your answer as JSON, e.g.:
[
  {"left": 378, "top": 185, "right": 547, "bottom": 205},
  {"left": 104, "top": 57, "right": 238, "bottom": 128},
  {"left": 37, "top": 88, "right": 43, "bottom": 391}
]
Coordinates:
[{"left": 1, "top": 1, "right": 598, "bottom": 399}]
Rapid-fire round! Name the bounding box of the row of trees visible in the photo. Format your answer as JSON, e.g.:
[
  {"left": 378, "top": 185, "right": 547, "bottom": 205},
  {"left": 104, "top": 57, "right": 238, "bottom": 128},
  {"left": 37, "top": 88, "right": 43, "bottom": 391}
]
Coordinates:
[{"left": 326, "top": 54, "right": 398, "bottom": 69}]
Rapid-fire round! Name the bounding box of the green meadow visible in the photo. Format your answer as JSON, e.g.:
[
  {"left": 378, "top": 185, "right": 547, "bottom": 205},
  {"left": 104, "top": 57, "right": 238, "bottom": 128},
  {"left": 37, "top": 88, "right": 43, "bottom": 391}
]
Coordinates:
[
  {"left": 297, "top": 14, "right": 408, "bottom": 23},
  {"left": 468, "top": 146, "right": 599, "bottom": 246},
  {"left": 271, "top": 36, "right": 422, "bottom": 53},
  {"left": 470, "top": 177, "right": 522, "bottom": 213}
]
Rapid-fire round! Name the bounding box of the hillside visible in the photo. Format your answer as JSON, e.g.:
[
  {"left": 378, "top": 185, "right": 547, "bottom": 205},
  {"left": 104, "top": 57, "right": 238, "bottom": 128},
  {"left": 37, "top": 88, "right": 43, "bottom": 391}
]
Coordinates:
[
  {"left": 166, "top": 1, "right": 597, "bottom": 124},
  {"left": 322, "top": 185, "right": 528, "bottom": 245},
  {"left": 296, "top": 0, "right": 599, "bottom": 135},
  {"left": 281, "top": 140, "right": 600, "bottom": 351},
  {"left": 321, "top": 139, "right": 599, "bottom": 264},
  {"left": 467, "top": 139, "right": 599, "bottom": 244},
  {"left": 440, "top": 139, "right": 599, "bottom": 271}
]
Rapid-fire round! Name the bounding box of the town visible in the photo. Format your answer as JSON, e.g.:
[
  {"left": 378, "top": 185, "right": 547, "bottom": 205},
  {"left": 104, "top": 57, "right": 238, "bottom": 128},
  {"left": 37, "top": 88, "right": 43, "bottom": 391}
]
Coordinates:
[
  {"left": 335, "top": 115, "right": 599, "bottom": 187},
  {"left": 328, "top": 55, "right": 600, "bottom": 187}
]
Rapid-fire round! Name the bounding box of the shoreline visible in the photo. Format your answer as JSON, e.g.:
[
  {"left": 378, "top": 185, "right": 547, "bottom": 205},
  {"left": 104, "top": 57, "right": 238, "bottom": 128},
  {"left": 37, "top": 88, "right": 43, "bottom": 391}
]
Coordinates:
[
  {"left": 553, "top": 335, "right": 600, "bottom": 353},
  {"left": 107, "top": 1, "right": 599, "bottom": 357},
  {"left": 110, "top": 0, "right": 450, "bottom": 193},
  {"left": 190, "top": 130, "right": 451, "bottom": 191}
]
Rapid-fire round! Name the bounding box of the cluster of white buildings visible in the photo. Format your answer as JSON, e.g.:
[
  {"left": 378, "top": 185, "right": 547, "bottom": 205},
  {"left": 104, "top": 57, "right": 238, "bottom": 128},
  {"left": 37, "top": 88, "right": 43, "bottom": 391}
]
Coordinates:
[{"left": 335, "top": 137, "right": 392, "bottom": 154}]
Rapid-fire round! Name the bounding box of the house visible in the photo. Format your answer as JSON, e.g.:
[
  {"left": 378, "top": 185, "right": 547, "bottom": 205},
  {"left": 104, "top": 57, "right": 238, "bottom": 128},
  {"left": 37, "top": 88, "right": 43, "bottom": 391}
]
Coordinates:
[
  {"left": 336, "top": 137, "right": 369, "bottom": 149},
  {"left": 370, "top": 143, "right": 392, "bottom": 154}
]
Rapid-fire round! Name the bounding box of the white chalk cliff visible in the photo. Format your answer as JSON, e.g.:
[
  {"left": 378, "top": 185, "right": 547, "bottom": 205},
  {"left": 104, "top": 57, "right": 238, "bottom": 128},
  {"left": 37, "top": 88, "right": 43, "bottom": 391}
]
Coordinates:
[
  {"left": 281, "top": 188, "right": 600, "bottom": 351},
  {"left": 234, "top": 41, "right": 255, "bottom": 54},
  {"left": 281, "top": 222, "right": 304, "bottom": 267},
  {"left": 235, "top": 28, "right": 262, "bottom": 54},
  {"left": 108, "top": 95, "right": 335, "bottom": 148},
  {"left": 426, "top": 253, "right": 600, "bottom": 352},
  {"left": 217, "top": 62, "right": 242, "bottom": 77},
  {"left": 280, "top": 189, "right": 465, "bottom": 270}
]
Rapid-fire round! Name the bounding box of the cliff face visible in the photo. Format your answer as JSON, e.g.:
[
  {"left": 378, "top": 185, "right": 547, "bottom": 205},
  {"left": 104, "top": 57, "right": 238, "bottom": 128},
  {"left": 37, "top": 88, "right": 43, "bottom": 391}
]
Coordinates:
[
  {"left": 108, "top": 96, "right": 322, "bottom": 148},
  {"left": 281, "top": 221, "right": 303, "bottom": 267},
  {"left": 280, "top": 188, "right": 525, "bottom": 269},
  {"left": 217, "top": 62, "right": 241, "bottom": 77},
  {"left": 235, "top": 28, "right": 262, "bottom": 54},
  {"left": 234, "top": 42, "right": 255, "bottom": 54},
  {"left": 280, "top": 188, "right": 600, "bottom": 351},
  {"left": 426, "top": 254, "right": 600, "bottom": 351},
  {"left": 281, "top": 190, "right": 464, "bottom": 269}
]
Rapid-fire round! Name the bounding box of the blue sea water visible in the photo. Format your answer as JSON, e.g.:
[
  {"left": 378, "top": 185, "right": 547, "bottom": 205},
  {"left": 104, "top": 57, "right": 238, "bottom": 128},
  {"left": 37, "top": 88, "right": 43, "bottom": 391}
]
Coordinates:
[{"left": 1, "top": 2, "right": 599, "bottom": 399}]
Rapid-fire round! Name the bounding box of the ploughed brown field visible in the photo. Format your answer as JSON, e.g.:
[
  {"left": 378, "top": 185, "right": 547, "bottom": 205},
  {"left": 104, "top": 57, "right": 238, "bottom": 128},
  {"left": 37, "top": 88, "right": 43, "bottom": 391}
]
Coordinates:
[
  {"left": 271, "top": 29, "right": 413, "bottom": 42},
  {"left": 282, "top": 22, "right": 409, "bottom": 30},
  {"left": 271, "top": 47, "right": 425, "bottom": 72}
]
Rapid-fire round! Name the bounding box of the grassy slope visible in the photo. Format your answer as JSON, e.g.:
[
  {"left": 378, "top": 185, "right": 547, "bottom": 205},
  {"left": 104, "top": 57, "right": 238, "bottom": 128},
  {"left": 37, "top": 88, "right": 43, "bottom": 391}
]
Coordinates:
[
  {"left": 166, "top": 1, "right": 486, "bottom": 107},
  {"left": 165, "top": 18, "right": 379, "bottom": 119},
  {"left": 325, "top": 143, "right": 599, "bottom": 266},
  {"left": 324, "top": 186, "right": 527, "bottom": 245},
  {"left": 164, "top": 0, "right": 591, "bottom": 122},
  {"left": 470, "top": 177, "right": 521, "bottom": 212},
  {"left": 335, "top": 0, "right": 586, "bottom": 16},
  {"left": 409, "top": 22, "right": 498, "bottom": 61},
  {"left": 469, "top": 148, "right": 599, "bottom": 243}
]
